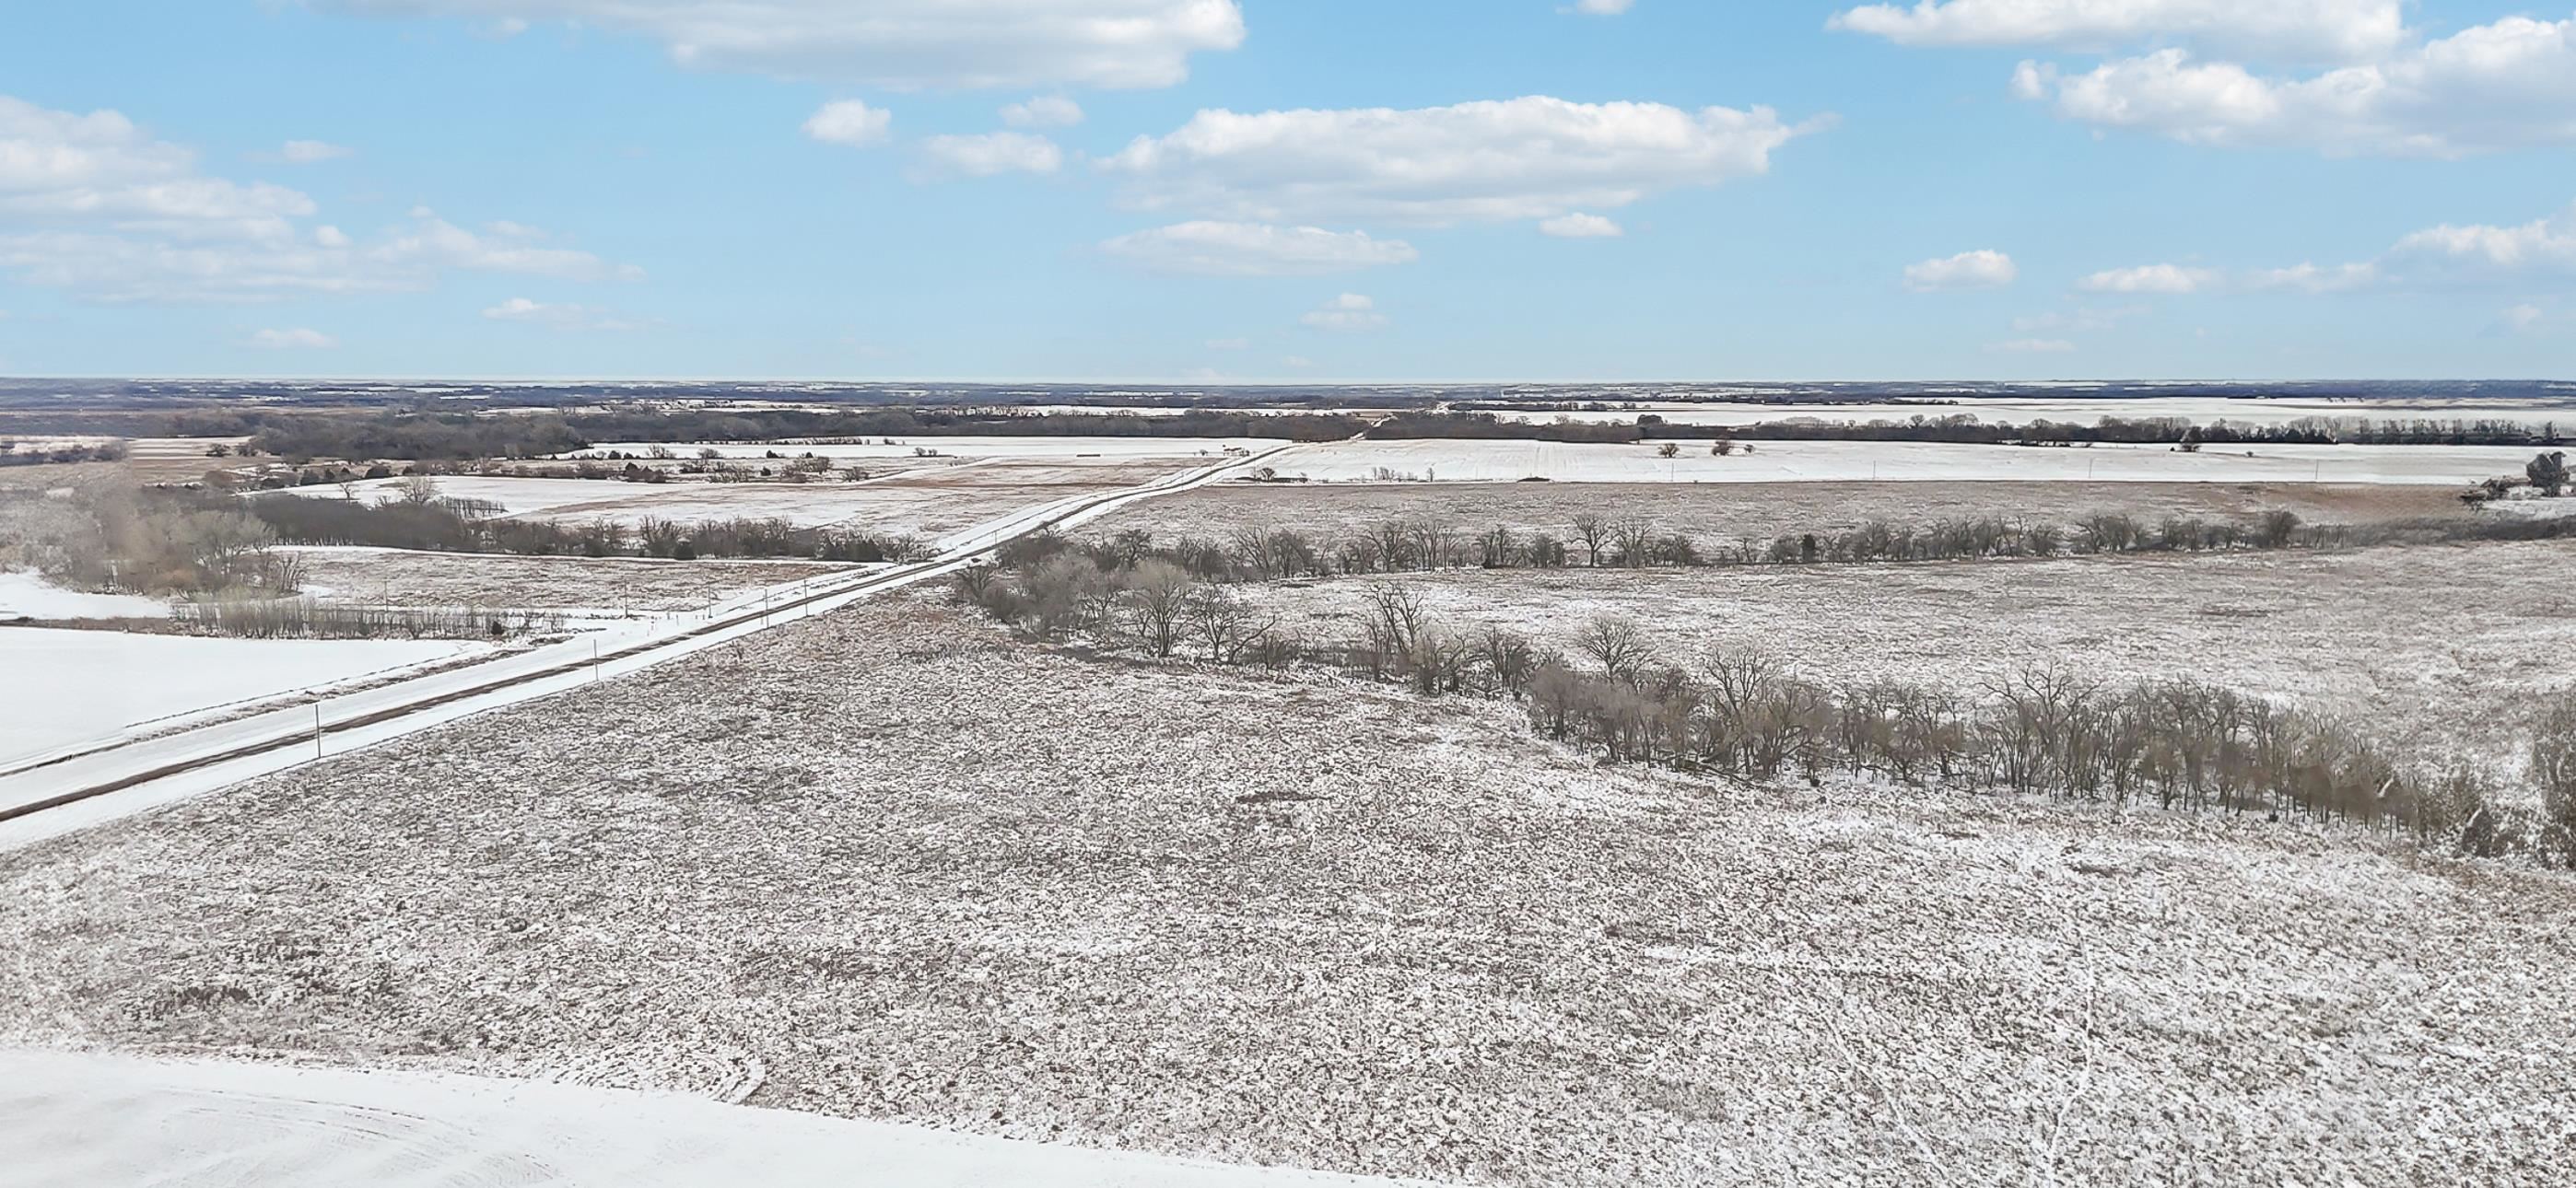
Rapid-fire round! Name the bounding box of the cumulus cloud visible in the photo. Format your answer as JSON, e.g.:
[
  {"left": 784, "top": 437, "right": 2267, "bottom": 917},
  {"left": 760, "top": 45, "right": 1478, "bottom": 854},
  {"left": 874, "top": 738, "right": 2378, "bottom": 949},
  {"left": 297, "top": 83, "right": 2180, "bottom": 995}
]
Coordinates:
[
  {"left": 2504, "top": 303, "right": 2547, "bottom": 332},
  {"left": 481, "top": 296, "right": 638, "bottom": 331},
  {"left": 1990, "top": 337, "right": 2076, "bottom": 353},
  {"left": 1102, "top": 96, "right": 1817, "bottom": 226},
  {"left": 2008, "top": 16, "right": 2576, "bottom": 156},
  {"left": 2245, "top": 261, "right": 2378, "bottom": 292},
  {"left": 1099, "top": 221, "right": 1417, "bottom": 276},
  {"left": 1001, "top": 95, "right": 1084, "bottom": 128},
  {"left": 1206, "top": 336, "right": 1249, "bottom": 349},
  {"left": 2078, "top": 262, "right": 2221, "bottom": 293},
  {"left": 802, "top": 99, "right": 891, "bottom": 146},
  {"left": 2011, "top": 305, "right": 2141, "bottom": 332},
  {"left": 246, "top": 327, "right": 334, "bottom": 349},
  {"left": 1829, "top": 0, "right": 2403, "bottom": 62},
  {"left": 0, "top": 95, "right": 638, "bottom": 302},
  {"left": 315, "top": 0, "right": 1246, "bottom": 89},
  {"left": 1300, "top": 292, "right": 1386, "bottom": 332},
  {"left": 2388, "top": 203, "right": 2576, "bottom": 276},
  {"left": 1571, "top": 0, "right": 1634, "bottom": 14},
  {"left": 1539, "top": 212, "right": 1623, "bottom": 239},
  {"left": 919, "top": 131, "right": 1064, "bottom": 176},
  {"left": 1903, "top": 249, "right": 2017, "bottom": 291}
]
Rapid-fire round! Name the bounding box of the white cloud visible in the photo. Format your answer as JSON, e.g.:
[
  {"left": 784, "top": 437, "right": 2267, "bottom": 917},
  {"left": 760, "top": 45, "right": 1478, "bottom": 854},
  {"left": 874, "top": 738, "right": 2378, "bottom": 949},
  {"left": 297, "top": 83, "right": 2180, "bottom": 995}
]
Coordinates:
[
  {"left": 1829, "top": 0, "right": 2403, "bottom": 62},
  {"left": 802, "top": 99, "right": 891, "bottom": 147},
  {"left": 2388, "top": 204, "right": 2576, "bottom": 275},
  {"left": 0, "top": 94, "right": 635, "bottom": 302},
  {"left": 1206, "top": 337, "right": 1249, "bottom": 350},
  {"left": 1103, "top": 96, "right": 1817, "bottom": 226},
  {"left": 1301, "top": 292, "right": 1386, "bottom": 332},
  {"left": 1099, "top": 221, "right": 1417, "bottom": 276},
  {"left": 919, "top": 131, "right": 1063, "bottom": 176},
  {"left": 1281, "top": 355, "right": 1316, "bottom": 368},
  {"left": 246, "top": 327, "right": 334, "bottom": 350},
  {"left": 2078, "top": 262, "right": 2221, "bottom": 293},
  {"left": 1572, "top": 0, "right": 1634, "bottom": 14},
  {"left": 1001, "top": 96, "right": 1084, "bottom": 128},
  {"left": 2011, "top": 305, "right": 2141, "bottom": 332},
  {"left": 2009, "top": 16, "right": 2576, "bottom": 157},
  {"left": 1539, "top": 212, "right": 1623, "bottom": 239},
  {"left": 316, "top": 0, "right": 1246, "bottom": 89},
  {"left": 263, "top": 139, "right": 356, "bottom": 163},
  {"left": 1990, "top": 337, "right": 2076, "bottom": 353},
  {"left": 481, "top": 296, "right": 638, "bottom": 331},
  {"left": 2504, "top": 303, "right": 2547, "bottom": 332},
  {"left": 2245, "top": 261, "right": 2378, "bottom": 292},
  {"left": 1903, "top": 249, "right": 2017, "bottom": 291}
]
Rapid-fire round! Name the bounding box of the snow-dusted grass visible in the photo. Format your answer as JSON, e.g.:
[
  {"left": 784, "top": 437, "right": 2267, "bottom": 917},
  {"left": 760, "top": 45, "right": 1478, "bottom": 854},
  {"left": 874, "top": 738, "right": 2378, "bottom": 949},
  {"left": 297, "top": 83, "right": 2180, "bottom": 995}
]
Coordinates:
[
  {"left": 287, "top": 548, "right": 859, "bottom": 613},
  {"left": 0, "top": 628, "right": 483, "bottom": 765},
  {"left": 1083, "top": 480, "right": 2464, "bottom": 547},
  {"left": 0, "top": 1048, "right": 1418, "bottom": 1188},
  {"left": 1249, "top": 439, "right": 2538, "bottom": 485},
  {"left": 1241, "top": 541, "right": 2576, "bottom": 769},
  {"left": 1487, "top": 395, "right": 2576, "bottom": 429},
  {"left": 4, "top": 596, "right": 2569, "bottom": 1186},
  {"left": 0, "top": 570, "right": 169, "bottom": 620}
]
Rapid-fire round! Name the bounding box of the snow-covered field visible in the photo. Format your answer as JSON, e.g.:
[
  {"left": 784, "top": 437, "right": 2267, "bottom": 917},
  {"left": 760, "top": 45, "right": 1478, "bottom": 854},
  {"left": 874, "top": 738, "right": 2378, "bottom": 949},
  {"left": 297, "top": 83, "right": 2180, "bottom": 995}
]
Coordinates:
[
  {"left": 1248, "top": 439, "right": 2536, "bottom": 485},
  {"left": 1244, "top": 541, "right": 2576, "bottom": 767},
  {"left": 0, "top": 1048, "right": 1415, "bottom": 1188},
  {"left": 0, "top": 628, "right": 483, "bottom": 766},
  {"left": 0, "top": 569, "right": 169, "bottom": 620},
  {"left": 1486, "top": 396, "right": 2576, "bottom": 429},
  {"left": 5, "top": 595, "right": 2569, "bottom": 1186},
  {"left": 579, "top": 436, "right": 1284, "bottom": 462},
  {"left": 287, "top": 548, "right": 860, "bottom": 613}
]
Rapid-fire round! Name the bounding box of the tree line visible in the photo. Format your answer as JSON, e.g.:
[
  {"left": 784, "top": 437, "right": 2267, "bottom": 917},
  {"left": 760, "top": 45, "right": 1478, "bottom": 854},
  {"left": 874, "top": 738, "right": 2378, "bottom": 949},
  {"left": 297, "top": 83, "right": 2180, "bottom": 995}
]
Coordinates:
[
  {"left": 243, "top": 483, "right": 931, "bottom": 563},
  {"left": 957, "top": 551, "right": 2576, "bottom": 868}
]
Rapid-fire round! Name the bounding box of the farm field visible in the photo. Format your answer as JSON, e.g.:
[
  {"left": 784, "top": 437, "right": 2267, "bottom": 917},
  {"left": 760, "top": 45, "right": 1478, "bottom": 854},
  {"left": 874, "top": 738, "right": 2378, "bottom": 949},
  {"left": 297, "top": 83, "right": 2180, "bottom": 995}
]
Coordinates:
[
  {"left": 289, "top": 548, "right": 859, "bottom": 613},
  {"left": 3, "top": 595, "right": 2569, "bottom": 1186},
  {"left": 0, "top": 628, "right": 486, "bottom": 766},
  {"left": 577, "top": 435, "right": 1286, "bottom": 462},
  {"left": 265, "top": 457, "right": 1194, "bottom": 542},
  {"left": 1244, "top": 439, "right": 2540, "bottom": 485},
  {"left": 1240, "top": 541, "right": 2576, "bottom": 767},
  {"left": 0, "top": 569, "right": 169, "bottom": 620},
  {"left": 1084, "top": 480, "right": 2466, "bottom": 545},
  {"left": 1480, "top": 395, "right": 2576, "bottom": 429}
]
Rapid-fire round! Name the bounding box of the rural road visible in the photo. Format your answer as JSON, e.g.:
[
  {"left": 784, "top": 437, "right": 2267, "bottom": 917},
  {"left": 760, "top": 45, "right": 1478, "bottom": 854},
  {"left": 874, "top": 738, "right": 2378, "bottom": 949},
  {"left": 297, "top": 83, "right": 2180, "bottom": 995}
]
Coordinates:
[{"left": 0, "top": 442, "right": 1306, "bottom": 852}]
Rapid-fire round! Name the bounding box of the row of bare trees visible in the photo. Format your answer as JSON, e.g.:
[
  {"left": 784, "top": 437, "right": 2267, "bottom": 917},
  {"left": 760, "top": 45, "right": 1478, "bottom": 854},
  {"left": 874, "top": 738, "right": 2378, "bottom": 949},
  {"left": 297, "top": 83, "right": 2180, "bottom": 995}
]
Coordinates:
[{"left": 962, "top": 558, "right": 2570, "bottom": 863}]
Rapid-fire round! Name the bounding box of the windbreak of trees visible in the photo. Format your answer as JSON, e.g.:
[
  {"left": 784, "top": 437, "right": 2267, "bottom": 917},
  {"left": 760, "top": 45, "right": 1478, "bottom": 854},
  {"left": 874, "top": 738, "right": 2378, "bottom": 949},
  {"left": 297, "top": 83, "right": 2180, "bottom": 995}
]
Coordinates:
[
  {"left": 958, "top": 556, "right": 2576, "bottom": 866},
  {"left": 2, "top": 483, "right": 304, "bottom": 598},
  {"left": 1673, "top": 413, "right": 2564, "bottom": 448},
  {"left": 243, "top": 486, "right": 930, "bottom": 563},
  {"left": 0, "top": 438, "right": 129, "bottom": 467}
]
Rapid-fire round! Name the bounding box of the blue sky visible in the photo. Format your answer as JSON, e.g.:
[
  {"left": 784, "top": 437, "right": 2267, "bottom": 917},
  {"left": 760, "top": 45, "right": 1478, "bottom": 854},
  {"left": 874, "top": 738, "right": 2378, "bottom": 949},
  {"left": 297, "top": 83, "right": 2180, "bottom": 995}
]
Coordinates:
[{"left": 0, "top": 0, "right": 2569, "bottom": 381}]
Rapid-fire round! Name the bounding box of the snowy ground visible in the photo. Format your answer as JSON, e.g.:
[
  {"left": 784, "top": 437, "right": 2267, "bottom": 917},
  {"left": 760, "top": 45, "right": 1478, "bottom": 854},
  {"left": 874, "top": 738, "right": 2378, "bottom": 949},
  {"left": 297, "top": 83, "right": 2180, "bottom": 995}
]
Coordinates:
[
  {"left": 1083, "top": 480, "right": 2464, "bottom": 547},
  {"left": 1241, "top": 541, "right": 2576, "bottom": 769},
  {"left": 1481, "top": 395, "right": 2576, "bottom": 430},
  {"left": 0, "top": 629, "right": 484, "bottom": 767},
  {"left": 1245, "top": 439, "right": 2537, "bottom": 485},
  {"left": 287, "top": 548, "right": 860, "bottom": 614},
  {"left": 261, "top": 459, "right": 1193, "bottom": 537},
  {"left": 576, "top": 436, "right": 1284, "bottom": 463},
  {"left": 5, "top": 595, "right": 2569, "bottom": 1186},
  {"left": 0, "top": 569, "right": 169, "bottom": 620},
  {"left": 0, "top": 1048, "right": 1420, "bottom": 1188}
]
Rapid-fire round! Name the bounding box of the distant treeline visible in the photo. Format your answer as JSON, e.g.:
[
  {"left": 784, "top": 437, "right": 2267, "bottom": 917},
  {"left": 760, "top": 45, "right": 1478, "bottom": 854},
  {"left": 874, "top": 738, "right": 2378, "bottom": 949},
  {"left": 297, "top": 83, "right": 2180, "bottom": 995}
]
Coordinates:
[{"left": 0, "top": 438, "right": 128, "bottom": 467}]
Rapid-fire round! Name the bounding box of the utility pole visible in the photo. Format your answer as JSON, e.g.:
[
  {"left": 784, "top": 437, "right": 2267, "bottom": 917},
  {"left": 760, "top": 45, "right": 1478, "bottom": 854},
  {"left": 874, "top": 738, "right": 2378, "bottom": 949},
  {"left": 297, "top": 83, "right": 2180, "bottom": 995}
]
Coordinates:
[
  {"left": 313, "top": 703, "right": 323, "bottom": 761},
  {"left": 592, "top": 638, "right": 601, "bottom": 681}
]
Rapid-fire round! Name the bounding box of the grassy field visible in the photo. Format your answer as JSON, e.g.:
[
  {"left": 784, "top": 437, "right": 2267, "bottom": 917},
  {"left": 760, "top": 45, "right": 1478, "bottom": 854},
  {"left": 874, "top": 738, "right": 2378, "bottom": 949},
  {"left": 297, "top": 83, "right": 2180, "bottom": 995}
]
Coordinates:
[
  {"left": 3, "top": 594, "right": 2569, "bottom": 1186},
  {"left": 1236, "top": 540, "right": 2576, "bottom": 769},
  {"left": 1085, "top": 480, "right": 2467, "bottom": 545},
  {"left": 290, "top": 548, "right": 858, "bottom": 612}
]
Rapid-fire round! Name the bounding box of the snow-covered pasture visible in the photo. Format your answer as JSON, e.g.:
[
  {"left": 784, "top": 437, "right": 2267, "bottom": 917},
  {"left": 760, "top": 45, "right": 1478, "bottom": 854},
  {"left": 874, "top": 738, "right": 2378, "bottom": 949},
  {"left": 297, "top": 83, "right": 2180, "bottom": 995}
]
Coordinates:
[
  {"left": 576, "top": 435, "right": 1285, "bottom": 463},
  {"left": 0, "top": 628, "right": 482, "bottom": 766},
  {"left": 287, "top": 548, "right": 859, "bottom": 614},
  {"left": 1241, "top": 540, "right": 2576, "bottom": 769},
  {"left": 4, "top": 596, "right": 2569, "bottom": 1186},
  {"left": 0, "top": 569, "right": 169, "bottom": 620},
  {"left": 1247, "top": 438, "right": 2539, "bottom": 485},
  {"left": 1487, "top": 395, "right": 2576, "bottom": 430}
]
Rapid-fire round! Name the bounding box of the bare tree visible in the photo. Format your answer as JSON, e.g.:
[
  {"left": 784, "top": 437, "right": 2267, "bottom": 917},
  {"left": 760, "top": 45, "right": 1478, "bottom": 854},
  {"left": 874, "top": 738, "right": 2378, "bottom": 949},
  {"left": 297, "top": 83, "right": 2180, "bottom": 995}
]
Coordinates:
[
  {"left": 1570, "top": 513, "right": 1612, "bottom": 567},
  {"left": 1118, "top": 559, "right": 1197, "bottom": 658},
  {"left": 1576, "top": 616, "right": 1654, "bottom": 684}
]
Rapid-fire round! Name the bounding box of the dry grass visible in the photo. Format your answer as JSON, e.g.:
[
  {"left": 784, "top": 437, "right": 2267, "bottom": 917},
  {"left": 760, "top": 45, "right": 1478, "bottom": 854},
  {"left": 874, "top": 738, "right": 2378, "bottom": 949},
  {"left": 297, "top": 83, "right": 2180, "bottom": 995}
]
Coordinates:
[
  {"left": 3, "top": 595, "right": 2570, "bottom": 1186},
  {"left": 1085, "top": 480, "right": 2466, "bottom": 547},
  {"left": 1241, "top": 540, "right": 2576, "bottom": 770}
]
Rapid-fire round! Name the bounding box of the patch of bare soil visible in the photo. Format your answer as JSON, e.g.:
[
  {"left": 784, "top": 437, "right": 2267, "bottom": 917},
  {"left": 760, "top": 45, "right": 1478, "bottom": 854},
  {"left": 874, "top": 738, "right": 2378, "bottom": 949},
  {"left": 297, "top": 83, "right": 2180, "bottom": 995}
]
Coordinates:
[{"left": 2, "top": 595, "right": 2570, "bottom": 1186}]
